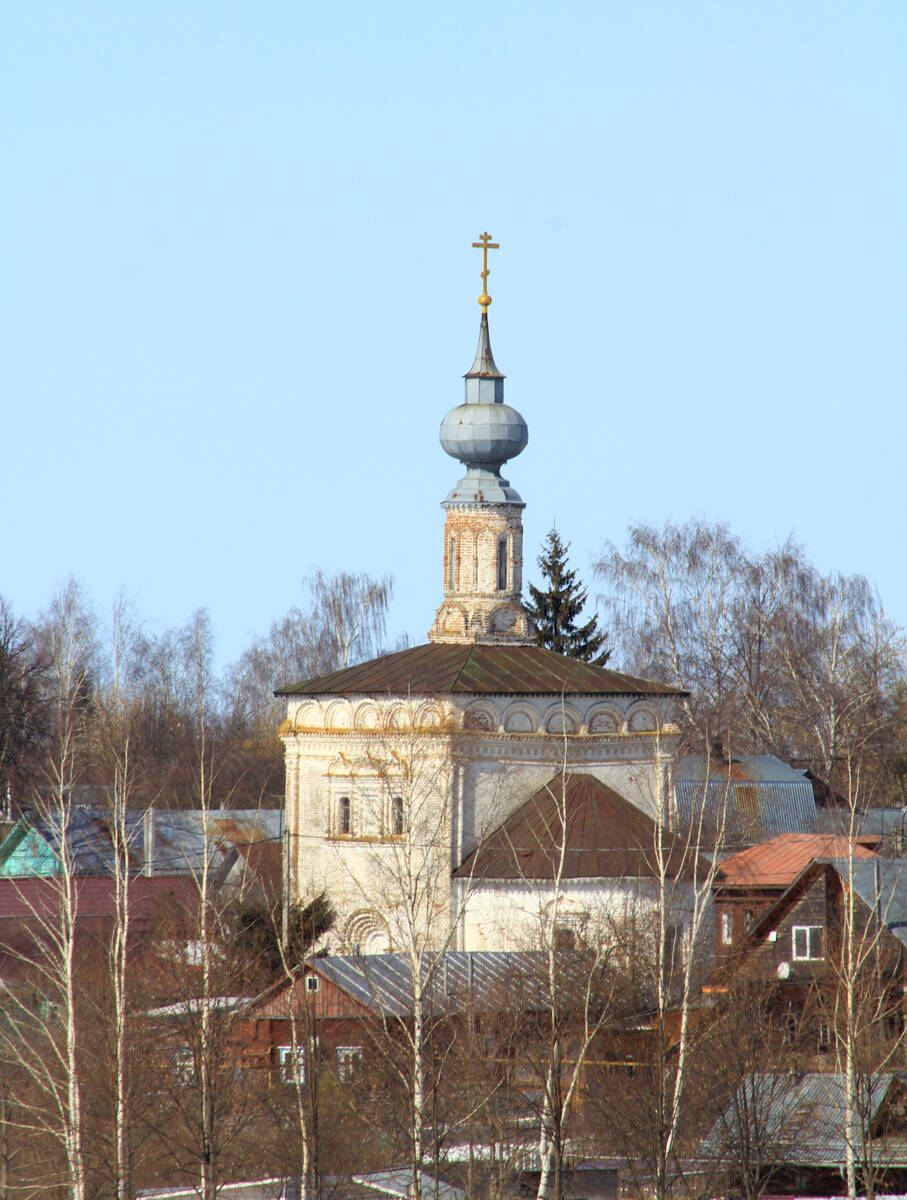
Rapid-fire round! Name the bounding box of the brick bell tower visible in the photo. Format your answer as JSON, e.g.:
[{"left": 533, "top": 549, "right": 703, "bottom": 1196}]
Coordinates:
[{"left": 428, "top": 234, "right": 535, "bottom": 646}]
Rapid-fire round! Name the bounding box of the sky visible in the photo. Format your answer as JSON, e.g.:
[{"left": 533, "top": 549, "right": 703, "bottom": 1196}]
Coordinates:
[{"left": 3, "top": 1, "right": 906, "bottom": 672}]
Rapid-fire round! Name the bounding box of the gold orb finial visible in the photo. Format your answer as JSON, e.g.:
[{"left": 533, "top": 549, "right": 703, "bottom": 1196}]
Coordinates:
[{"left": 472, "top": 231, "right": 499, "bottom": 314}]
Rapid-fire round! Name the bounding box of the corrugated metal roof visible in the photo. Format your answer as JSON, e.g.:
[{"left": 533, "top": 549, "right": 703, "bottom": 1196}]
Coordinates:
[
  {"left": 675, "top": 754, "right": 809, "bottom": 784},
  {"left": 276, "top": 643, "right": 682, "bottom": 698},
  {"left": 701, "top": 1073, "right": 907, "bottom": 1167},
  {"left": 0, "top": 809, "right": 282, "bottom": 880},
  {"left": 352, "top": 1170, "right": 465, "bottom": 1200},
  {"left": 307, "top": 951, "right": 544, "bottom": 1019},
  {"left": 717, "top": 834, "right": 879, "bottom": 888},
  {"left": 455, "top": 772, "right": 695, "bottom": 880},
  {"left": 674, "top": 780, "right": 816, "bottom": 846}
]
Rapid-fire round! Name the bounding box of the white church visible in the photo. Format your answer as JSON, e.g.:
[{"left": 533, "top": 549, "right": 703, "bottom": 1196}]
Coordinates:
[{"left": 276, "top": 238, "right": 810, "bottom": 954}]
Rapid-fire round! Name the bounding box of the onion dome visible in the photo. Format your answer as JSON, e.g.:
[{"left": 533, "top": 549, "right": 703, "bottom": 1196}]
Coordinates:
[{"left": 440, "top": 312, "right": 528, "bottom": 505}]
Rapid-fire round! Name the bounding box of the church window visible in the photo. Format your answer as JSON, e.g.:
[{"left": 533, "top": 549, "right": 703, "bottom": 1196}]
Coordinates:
[
  {"left": 448, "top": 538, "right": 457, "bottom": 590},
  {"left": 392, "top": 795, "right": 404, "bottom": 836},
  {"left": 338, "top": 795, "right": 351, "bottom": 836},
  {"left": 496, "top": 536, "right": 508, "bottom": 591}
]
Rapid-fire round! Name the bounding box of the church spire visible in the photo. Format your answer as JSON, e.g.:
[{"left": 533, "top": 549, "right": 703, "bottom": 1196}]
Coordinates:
[{"left": 428, "top": 235, "right": 535, "bottom": 646}]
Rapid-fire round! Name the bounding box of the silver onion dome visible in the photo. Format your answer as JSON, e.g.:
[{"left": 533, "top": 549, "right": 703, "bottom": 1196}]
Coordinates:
[{"left": 439, "top": 313, "right": 528, "bottom": 504}]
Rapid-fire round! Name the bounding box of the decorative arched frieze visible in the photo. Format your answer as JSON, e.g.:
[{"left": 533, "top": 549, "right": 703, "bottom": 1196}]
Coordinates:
[
  {"left": 627, "top": 703, "right": 659, "bottom": 733},
  {"left": 326, "top": 753, "right": 353, "bottom": 776},
  {"left": 503, "top": 702, "right": 540, "bottom": 734},
  {"left": 462, "top": 701, "right": 501, "bottom": 733},
  {"left": 291, "top": 702, "right": 323, "bottom": 732},
  {"left": 382, "top": 702, "right": 411, "bottom": 731},
  {"left": 436, "top": 603, "right": 468, "bottom": 637},
  {"left": 414, "top": 700, "right": 444, "bottom": 730},
  {"left": 487, "top": 604, "right": 524, "bottom": 636},
  {"left": 353, "top": 701, "right": 381, "bottom": 731},
  {"left": 324, "top": 700, "right": 353, "bottom": 731},
  {"left": 587, "top": 703, "right": 625, "bottom": 735},
  {"left": 543, "top": 703, "right": 582, "bottom": 736}
]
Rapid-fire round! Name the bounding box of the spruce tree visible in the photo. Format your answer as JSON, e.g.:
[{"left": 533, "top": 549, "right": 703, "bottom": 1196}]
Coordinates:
[{"left": 526, "top": 527, "right": 610, "bottom": 664}]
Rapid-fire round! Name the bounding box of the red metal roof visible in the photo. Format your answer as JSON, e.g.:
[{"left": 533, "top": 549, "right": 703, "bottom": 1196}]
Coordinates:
[
  {"left": 454, "top": 772, "right": 695, "bottom": 880},
  {"left": 716, "top": 833, "right": 879, "bottom": 889},
  {"left": 276, "top": 643, "right": 682, "bottom": 698}
]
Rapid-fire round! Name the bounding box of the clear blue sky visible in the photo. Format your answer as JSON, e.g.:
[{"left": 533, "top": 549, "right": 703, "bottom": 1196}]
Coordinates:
[{"left": 4, "top": 1, "right": 906, "bottom": 670}]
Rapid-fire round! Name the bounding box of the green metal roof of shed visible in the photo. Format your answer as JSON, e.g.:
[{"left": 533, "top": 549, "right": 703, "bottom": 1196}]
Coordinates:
[{"left": 275, "top": 643, "right": 682, "bottom": 698}]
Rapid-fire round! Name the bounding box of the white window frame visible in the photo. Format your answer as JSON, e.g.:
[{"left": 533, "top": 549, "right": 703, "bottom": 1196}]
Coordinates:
[
  {"left": 336, "top": 1045, "right": 363, "bottom": 1081},
  {"left": 792, "top": 924, "right": 823, "bottom": 961},
  {"left": 279, "top": 1045, "right": 307, "bottom": 1085},
  {"left": 173, "top": 1047, "right": 196, "bottom": 1086},
  {"left": 305, "top": 973, "right": 320, "bottom": 993},
  {"left": 721, "top": 911, "right": 733, "bottom": 945}
]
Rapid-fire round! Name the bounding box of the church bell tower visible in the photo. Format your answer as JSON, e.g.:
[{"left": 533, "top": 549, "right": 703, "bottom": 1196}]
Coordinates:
[{"left": 428, "top": 234, "right": 535, "bottom": 646}]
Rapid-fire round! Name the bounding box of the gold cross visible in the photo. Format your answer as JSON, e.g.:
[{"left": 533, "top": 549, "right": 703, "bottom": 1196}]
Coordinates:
[{"left": 472, "top": 231, "right": 499, "bottom": 313}]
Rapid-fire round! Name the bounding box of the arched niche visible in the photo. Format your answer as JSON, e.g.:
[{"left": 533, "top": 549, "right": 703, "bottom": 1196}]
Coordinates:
[
  {"left": 354, "top": 702, "right": 381, "bottom": 731},
  {"left": 543, "top": 703, "right": 582, "bottom": 736},
  {"left": 627, "top": 703, "right": 659, "bottom": 733},
  {"left": 462, "top": 701, "right": 500, "bottom": 733},
  {"left": 414, "top": 700, "right": 444, "bottom": 729},
  {"left": 382, "top": 702, "right": 411, "bottom": 732},
  {"left": 487, "top": 604, "right": 527, "bottom": 636},
  {"left": 293, "top": 702, "right": 323, "bottom": 731},
  {"left": 438, "top": 604, "right": 467, "bottom": 636},
  {"left": 324, "top": 700, "right": 353, "bottom": 731},
  {"left": 503, "top": 702, "right": 540, "bottom": 734},
  {"left": 587, "top": 703, "right": 624, "bottom": 735}
]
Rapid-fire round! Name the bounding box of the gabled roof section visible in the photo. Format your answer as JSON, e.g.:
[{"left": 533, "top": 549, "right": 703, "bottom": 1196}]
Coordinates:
[
  {"left": 825, "top": 857, "right": 907, "bottom": 950},
  {"left": 717, "top": 834, "right": 879, "bottom": 889},
  {"left": 455, "top": 772, "right": 694, "bottom": 880},
  {"left": 0, "top": 809, "right": 282, "bottom": 881},
  {"left": 673, "top": 778, "right": 817, "bottom": 848},
  {"left": 700, "top": 1072, "right": 907, "bottom": 1167},
  {"left": 276, "top": 643, "right": 682, "bottom": 698},
  {"left": 246, "top": 951, "right": 544, "bottom": 1020}
]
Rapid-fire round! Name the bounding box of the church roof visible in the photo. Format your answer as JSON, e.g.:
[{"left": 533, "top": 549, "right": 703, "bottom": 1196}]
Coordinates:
[
  {"left": 454, "top": 772, "right": 695, "bottom": 880},
  {"left": 276, "top": 642, "right": 682, "bottom": 698}
]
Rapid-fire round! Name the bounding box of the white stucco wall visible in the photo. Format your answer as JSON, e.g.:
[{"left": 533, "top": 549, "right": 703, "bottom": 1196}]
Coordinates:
[{"left": 281, "top": 690, "right": 682, "bottom": 953}]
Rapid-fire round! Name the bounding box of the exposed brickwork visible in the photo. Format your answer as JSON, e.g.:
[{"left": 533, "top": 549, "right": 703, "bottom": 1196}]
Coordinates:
[{"left": 429, "top": 502, "right": 535, "bottom": 644}]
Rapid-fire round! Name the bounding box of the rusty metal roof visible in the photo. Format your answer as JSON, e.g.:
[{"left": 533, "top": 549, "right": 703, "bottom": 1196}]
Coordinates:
[
  {"left": 276, "top": 643, "right": 681, "bottom": 698},
  {"left": 716, "top": 833, "right": 879, "bottom": 889},
  {"left": 455, "top": 772, "right": 695, "bottom": 880}
]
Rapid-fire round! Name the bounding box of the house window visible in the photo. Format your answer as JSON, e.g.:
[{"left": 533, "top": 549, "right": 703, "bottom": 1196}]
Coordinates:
[
  {"left": 336, "top": 1045, "right": 363, "bottom": 1081},
  {"left": 784, "top": 1008, "right": 799, "bottom": 1045},
  {"left": 817, "top": 1021, "right": 831, "bottom": 1053},
  {"left": 338, "top": 796, "right": 351, "bottom": 836},
  {"left": 720, "top": 912, "right": 733, "bottom": 945},
  {"left": 496, "top": 536, "right": 508, "bottom": 591},
  {"left": 448, "top": 538, "right": 457, "bottom": 590},
  {"left": 305, "top": 974, "right": 320, "bottom": 993},
  {"left": 744, "top": 909, "right": 755, "bottom": 933},
  {"left": 792, "top": 925, "right": 824, "bottom": 961},
  {"left": 173, "top": 1048, "right": 195, "bottom": 1086},
  {"left": 392, "top": 795, "right": 404, "bottom": 836},
  {"left": 279, "top": 1046, "right": 306, "bottom": 1085}
]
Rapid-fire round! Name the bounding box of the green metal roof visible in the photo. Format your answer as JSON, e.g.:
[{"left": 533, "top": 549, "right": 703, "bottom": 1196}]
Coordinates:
[{"left": 276, "top": 642, "right": 682, "bottom": 699}]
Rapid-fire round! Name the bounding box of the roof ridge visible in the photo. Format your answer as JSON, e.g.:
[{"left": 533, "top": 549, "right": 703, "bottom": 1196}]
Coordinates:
[{"left": 449, "top": 644, "right": 475, "bottom": 691}]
